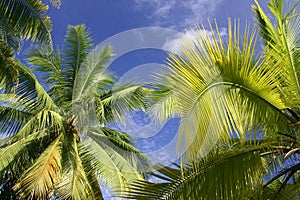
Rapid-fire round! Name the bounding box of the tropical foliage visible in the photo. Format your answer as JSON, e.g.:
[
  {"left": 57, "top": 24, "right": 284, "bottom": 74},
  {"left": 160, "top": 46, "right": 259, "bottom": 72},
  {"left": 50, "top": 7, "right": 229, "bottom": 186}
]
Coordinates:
[
  {"left": 0, "top": 0, "right": 62, "bottom": 45},
  {"left": 0, "top": 0, "right": 62, "bottom": 108},
  {"left": 0, "top": 24, "right": 148, "bottom": 199},
  {"left": 121, "top": 0, "right": 300, "bottom": 199}
]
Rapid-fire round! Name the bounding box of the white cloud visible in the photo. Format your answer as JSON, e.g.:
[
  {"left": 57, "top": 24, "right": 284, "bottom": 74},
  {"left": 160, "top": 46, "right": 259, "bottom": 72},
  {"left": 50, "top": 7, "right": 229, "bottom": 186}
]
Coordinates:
[
  {"left": 163, "top": 27, "right": 227, "bottom": 54},
  {"left": 134, "top": 0, "right": 223, "bottom": 29}
]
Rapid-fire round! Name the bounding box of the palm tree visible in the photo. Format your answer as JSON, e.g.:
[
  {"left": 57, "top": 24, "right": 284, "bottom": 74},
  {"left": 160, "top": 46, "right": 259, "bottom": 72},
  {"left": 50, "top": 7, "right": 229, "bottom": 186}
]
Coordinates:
[
  {"left": 0, "top": 24, "right": 148, "bottom": 199},
  {"left": 122, "top": 0, "right": 300, "bottom": 199},
  {"left": 0, "top": 0, "right": 61, "bottom": 45},
  {"left": 0, "top": 0, "right": 61, "bottom": 104},
  {"left": 0, "top": 38, "right": 19, "bottom": 93}
]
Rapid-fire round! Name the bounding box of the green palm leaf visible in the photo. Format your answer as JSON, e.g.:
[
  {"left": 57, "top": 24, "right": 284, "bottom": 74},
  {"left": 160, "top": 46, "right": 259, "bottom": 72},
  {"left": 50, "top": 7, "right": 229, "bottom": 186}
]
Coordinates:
[
  {"left": 14, "top": 134, "right": 62, "bottom": 199},
  {"left": 0, "top": 24, "right": 148, "bottom": 199},
  {"left": 0, "top": 0, "right": 52, "bottom": 44},
  {"left": 153, "top": 20, "right": 289, "bottom": 162},
  {"left": 83, "top": 127, "right": 145, "bottom": 194},
  {"left": 252, "top": 0, "right": 300, "bottom": 107},
  {"left": 57, "top": 133, "right": 94, "bottom": 200},
  {"left": 17, "top": 62, "right": 58, "bottom": 111},
  {"left": 122, "top": 146, "right": 265, "bottom": 200},
  {"left": 96, "top": 83, "right": 148, "bottom": 125},
  {"left": 73, "top": 45, "right": 114, "bottom": 100},
  {"left": 62, "top": 24, "right": 93, "bottom": 102},
  {"left": 0, "top": 41, "right": 18, "bottom": 92}
]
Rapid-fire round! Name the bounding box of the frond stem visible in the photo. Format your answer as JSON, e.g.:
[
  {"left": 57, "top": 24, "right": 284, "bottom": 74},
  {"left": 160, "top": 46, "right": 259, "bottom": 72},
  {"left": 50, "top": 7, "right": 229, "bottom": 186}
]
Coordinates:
[{"left": 193, "top": 81, "right": 295, "bottom": 123}]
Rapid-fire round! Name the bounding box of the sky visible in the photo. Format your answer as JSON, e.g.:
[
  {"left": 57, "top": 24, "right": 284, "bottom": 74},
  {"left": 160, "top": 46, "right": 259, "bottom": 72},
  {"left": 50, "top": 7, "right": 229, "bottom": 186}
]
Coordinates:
[
  {"left": 48, "top": 0, "right": 267, "bottom": 45},
  {"left": 44, "top": 0, "right": 269, "bottom": 198}
]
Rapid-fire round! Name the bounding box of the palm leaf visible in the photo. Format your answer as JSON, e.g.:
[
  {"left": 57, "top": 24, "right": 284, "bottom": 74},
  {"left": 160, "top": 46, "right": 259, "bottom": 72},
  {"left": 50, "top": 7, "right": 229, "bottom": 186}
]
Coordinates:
[
  {"left": 56, "top": 133, "right": 94, "bottom": 200},
  {"left": 79, "top": 147, "right": 104, "bottom": 199},
  {"left": 252, "top": 0, "right": 300, "bottom": 107},
  {"left": 62, "top": 24, "right": 93, "bottom": 102},
  {"left": 26, "top": 45, "right": 65, "bottom": 104},
  {"left": 0, "top": 128, "right": 49, "bottom": 173},
  {"left": 147, "top": 84, "right": 181, "bottom": 124},
  {"left": 13, "top": 109, "right": 63, "bottom": 140},
  {"left": 72, "top": 45, "right": 114, "bottom": 100},
  {"left": 96, "top": 83, "right": 148, "bottom": 125},
  {"left": 17, "top": 62, "right": 58, "bottom": 111},
  {"left": 0, "top": 0, "right": 52, "bottom": 44},
  {"left": 154, "top": 20, "right": 289, "bottom": 162},
  {"left": 122, "top": 147, "right": 265, "bottom": 200},
  {"left": 0, "top": 41, "right": 18, "bottom": 92},
  {"left": 14, "top": 134, "right": 62, "bottom": 199},
  {"left": 82, "top": 127, "right": 145, "bottom": 194},
  {"left": 0, "top": 94, "right": 35, "bottom": 136},
  {"left": 0, "top": 28, "right": 21, "bottom": 50}
]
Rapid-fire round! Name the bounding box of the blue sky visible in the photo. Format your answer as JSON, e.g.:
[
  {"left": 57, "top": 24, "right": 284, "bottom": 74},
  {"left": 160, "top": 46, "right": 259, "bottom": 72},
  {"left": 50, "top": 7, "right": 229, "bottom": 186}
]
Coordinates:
[
  {"left": 48, "top": 0, "right": 267, "bottom": 46},
  {"left": 44, "top": 0, "right": 268, "bottom": 198},
  {"left": 46, "top": 0, "right": 268, "bottom": 76}
]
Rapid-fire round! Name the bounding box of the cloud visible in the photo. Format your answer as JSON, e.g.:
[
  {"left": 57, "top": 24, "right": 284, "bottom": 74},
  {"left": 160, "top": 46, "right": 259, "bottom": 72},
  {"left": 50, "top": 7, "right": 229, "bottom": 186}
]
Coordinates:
[
  {"left": 134, "top": 0, "right": 223, "bottom": 29},
  {"left": 135, "top": 0, "right": 176, "bottom": 19},
  {"left": 163, "top": 27, "right": 227, "bottom": 54}
]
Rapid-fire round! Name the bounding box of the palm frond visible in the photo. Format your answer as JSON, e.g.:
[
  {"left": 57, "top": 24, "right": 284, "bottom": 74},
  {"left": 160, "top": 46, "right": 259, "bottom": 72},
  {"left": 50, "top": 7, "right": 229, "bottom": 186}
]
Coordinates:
[
  {"left": 0, "top": 28, "right": 21, "bottom": 51},
  {"left": 26, "top": 45, "right": 65, "bottom": 104},
  {"left": 0, "top": 129, "right": 47, "bottom": 173},
  {"left": 260, "top": 179, "right": 300, "bottom": 200},
  {"left": 0, "top": 94, "right": 34, "bottom": 136},
  {"left": 17, "top": 62, "right": 58, "bottom": 111},
  {"left": 12, "top": 109, "right": 63, "bottom": 141},
  {"left": 0, "top": 41, "right": 18, "bottom": 92},
  {"left": 0, "top": 0, "right": 52, "bottom": 44},
  {"left": 96, "top": 83, "right": 148, "bottom": 125},
  {"left": 122, "top": 147, "right": 265, "bottom": 200},
  {"left": 62, "top": 24, "right": 93, "bottom": 102},
  {"left": 79, "top": 147, "right": 104, "bottom": 199},
  {"left": 72, "top": 45, "right": 114, "bottom": 100},
  {"left": 13, "top": 134, "right": 62, "bottom": 199},
  {"left": 147, "top": 84, "right": 181, "bottom": 124},
  {"left": 56, "top": 133, "right": 94, "bottom": 200},
  {"left": 153, "top": 20, "right": 289, "bottom": 162},
  {"left": 252, "top": 0, "right": 300, "bottom": 107},
  {"left": 82, "top": 127, "right": 145, "bottom": 194}
]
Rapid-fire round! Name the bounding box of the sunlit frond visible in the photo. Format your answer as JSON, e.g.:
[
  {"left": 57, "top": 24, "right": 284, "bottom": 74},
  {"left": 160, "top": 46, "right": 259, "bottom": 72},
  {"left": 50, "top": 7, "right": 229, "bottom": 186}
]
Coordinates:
[
  {"left": 26, "top": 45, "right": 65, "bottom": 104},
  {"left": 73, "top": 45, "right": 114, "bottom": 99},
  {"left": 147, "top": 84, "right": 181, "bottom": 124},
  {"left": 97, "top": 83, "right": 148, "bottom": 125},
  {"left": 0, "top": 0, "right": 52, "bottom": 44},
  {"left": 56, "top": 133, "right": 94, "bottom": 200},
  {"left": 17, "top": 62, "right": 58, "bottom": 110},
  {"left": 153, "top": 20, "right": 289, "bottom": 162},
  {"left": 252, "top": 0, "right": 300, "bottom": 108},
  {"left": 0, "top": 94, "right": 34, "bottom": 136},
  {"left": 62, "top": 24, "right": 93, "bottom": 102},
  {"left": 13, "top": 109, "right": 63, "bottom": 140},
  {"left": 122, "top": 147, "right": 265, "bottom": 200},
  {"left": 14, "top": 134, "right": 62, "bottom": 199},
  {"left": 83, "top": 127, "right": 145, "bottom": 194},
  {"left": 0, "top": 41, "right": 18, "bottom": 92},
  {"left": 0, "top": 128, "right": 51, "bottom": 174},
  {"left": 79, "top": 147, "right": 104, "bottom": 199}
]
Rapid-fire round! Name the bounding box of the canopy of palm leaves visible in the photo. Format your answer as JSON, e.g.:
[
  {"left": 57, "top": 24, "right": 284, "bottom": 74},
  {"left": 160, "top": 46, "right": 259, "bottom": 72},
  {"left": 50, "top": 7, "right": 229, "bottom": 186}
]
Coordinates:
[
  {"left": 0, "top": 0, "right": 62, "bottom": 102},
  {"left": 0, "top": 0, "right": 62, "bottom": 45},
  {"left": 0, "top": 24, "right": 149, "bottom": 199},
  {"left": 123, "top": 0, "right": 300, "bottom": 199}
]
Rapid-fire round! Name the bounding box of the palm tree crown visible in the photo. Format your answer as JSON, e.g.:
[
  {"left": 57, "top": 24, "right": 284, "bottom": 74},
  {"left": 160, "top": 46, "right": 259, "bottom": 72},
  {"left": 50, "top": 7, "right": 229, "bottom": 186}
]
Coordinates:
[
  {"left": 0, "top": 24, "right": 148, "bottom": 199},
  {"left": 123, "top": 0, "right": 300, "bottom": 199}
]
